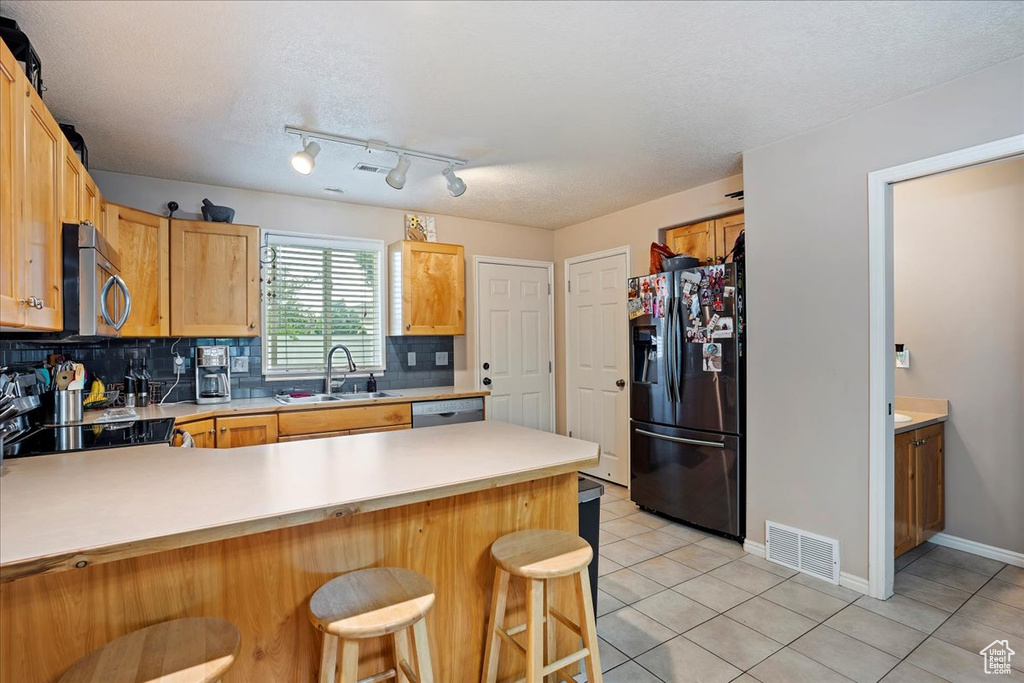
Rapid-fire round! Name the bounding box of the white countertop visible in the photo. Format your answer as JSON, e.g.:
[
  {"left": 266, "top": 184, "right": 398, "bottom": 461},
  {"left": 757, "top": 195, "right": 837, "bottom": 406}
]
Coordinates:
[
  {"left": 0, "top": 421, "right": 598, "bottom": 582},
  {"left": 78, "top": 386, "right": 489, "bottom": 424},
  {"left": 894, "top": 396, "right": 949, "bottom": 435}
]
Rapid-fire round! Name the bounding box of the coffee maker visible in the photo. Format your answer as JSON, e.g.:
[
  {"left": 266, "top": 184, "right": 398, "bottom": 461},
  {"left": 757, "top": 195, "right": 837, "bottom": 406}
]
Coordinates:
[{"left": 195, "top": 346, "right": 231, "bottom": 405}]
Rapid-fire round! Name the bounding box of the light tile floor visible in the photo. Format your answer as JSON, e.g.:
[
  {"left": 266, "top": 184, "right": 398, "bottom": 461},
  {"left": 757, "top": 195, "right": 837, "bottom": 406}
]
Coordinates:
[{"left": 578, "top": 478, "right": 1024, "bottom": 683}]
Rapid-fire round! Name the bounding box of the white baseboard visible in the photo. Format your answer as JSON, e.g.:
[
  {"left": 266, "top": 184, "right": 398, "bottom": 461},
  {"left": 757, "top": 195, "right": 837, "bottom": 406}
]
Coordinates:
[
  {"left": 743, "top": 540, "right": 766, "bottom": 557},
  {"left": 742, "top": 539, "right": 869, "bottom": 596},
  {"left": 929, "top": 533, "right": 1024, "bottom": 568},
  {"left": 839, "top": 572, "right": 870, "bottom": 596}
]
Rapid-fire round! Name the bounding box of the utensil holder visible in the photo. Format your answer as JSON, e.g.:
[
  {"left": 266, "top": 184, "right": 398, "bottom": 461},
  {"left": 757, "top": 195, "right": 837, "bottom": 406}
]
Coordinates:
[{"left": 54, "top": 390, "right": 83, "bottom": 425}]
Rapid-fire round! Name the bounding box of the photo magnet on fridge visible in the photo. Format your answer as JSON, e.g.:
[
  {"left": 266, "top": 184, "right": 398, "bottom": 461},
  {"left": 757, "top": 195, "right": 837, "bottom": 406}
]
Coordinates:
[
  {"left": 712, "top": 316, "right": 734, "bottom": 338},
  {"left": 628, "top": 277, "right": 640, "bottom": 299},
  {"left": 627, "top": 297, "right": 643, "bottom": 320},
  {"left": 702, "top": 343, "right": 723, "bottom": 372}
]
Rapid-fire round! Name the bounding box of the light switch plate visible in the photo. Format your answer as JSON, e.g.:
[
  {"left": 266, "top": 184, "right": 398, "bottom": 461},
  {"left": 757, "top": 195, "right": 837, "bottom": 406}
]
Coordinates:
[
  {"left": 230, "top": 356, "right": 249, "bottom": 373},
  {"left": 895, "top": 350, "right": 911, "bottom": 368},
  {"left": 407, "top": 352, "right": 416, "bottom": 366},
  {"left": 435, "top": 351, "right": 448, "bottom": 366}
]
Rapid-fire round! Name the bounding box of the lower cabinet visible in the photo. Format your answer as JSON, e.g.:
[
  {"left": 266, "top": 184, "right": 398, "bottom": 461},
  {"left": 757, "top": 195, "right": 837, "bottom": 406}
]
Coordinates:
[
  {"left": 894, "top": 423, "right": 945, "bottom": 557},
  {"left": 175, "top": 404, "right": 414, "bottom": 447},
  {"left": 177, "top": 418, "right": 216, "bottom": 448},
  {"left": 215, "top": 414, "right": 278, "bottom": 448}
]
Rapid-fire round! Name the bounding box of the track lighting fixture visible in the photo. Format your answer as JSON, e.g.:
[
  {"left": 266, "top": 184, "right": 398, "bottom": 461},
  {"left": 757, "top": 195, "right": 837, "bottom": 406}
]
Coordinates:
[
  {"left": 284, "top": 126, "right": 469, "bottom": 197},
  {"left": 386, "top": 155, "right": 411, "bottom": 190},
  {"left": 290, "top": 136, "right": 321, "bottom": 175},
  {"left": 442, "top": 165, "right": 467, "bottom": 197}
]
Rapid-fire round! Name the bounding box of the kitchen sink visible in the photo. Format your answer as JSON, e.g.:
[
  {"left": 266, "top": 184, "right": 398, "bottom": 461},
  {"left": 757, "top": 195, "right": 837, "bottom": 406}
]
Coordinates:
[{"left": 274, "top": 392, "right": 398, "bottom": 404}]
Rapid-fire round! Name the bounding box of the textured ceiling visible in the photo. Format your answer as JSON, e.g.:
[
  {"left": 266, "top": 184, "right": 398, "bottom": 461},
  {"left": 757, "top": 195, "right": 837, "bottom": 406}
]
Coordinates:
[{"left": 5, "top": 1, "right": 1023, "bottom": 229}]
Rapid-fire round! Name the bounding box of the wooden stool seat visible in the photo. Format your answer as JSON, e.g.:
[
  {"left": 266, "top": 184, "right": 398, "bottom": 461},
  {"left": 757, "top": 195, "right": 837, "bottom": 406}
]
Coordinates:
[
  {"left": 59, "top": 617, "right": 240, "bottom": 683},
  {"left": 491, "top": 528, "right": 593, "bottom": 579},
  {"left": 309, "top": 567, "right": 435, "bottom": 683},
  {"left": 309, "top": 567, "right": 435, "bottom": 639},
  {"left": 483, "top": 530, "right": 602, "bottom": 683}
]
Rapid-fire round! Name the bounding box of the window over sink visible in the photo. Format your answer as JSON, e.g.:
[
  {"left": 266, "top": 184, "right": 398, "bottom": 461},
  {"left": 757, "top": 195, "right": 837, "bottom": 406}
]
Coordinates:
[{"left": 262, "top": 232, "right": 385, "bottom": 377}]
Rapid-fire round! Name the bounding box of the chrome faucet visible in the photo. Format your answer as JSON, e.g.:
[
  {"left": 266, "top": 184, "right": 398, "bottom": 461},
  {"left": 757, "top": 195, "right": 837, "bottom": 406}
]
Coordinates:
[{"left": 325, "top": 345, "right": 357, "bottom": 394}]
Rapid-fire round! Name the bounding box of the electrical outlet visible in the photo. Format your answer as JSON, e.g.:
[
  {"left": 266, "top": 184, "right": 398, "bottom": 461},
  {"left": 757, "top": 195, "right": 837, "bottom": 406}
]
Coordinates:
[
  {"left": 230, "top": 356, "right": 249, "bottom": 374},
  {"left": 173, "top": 355, "right": 186, "bottom": 376},
  {"left": 895, "top": 350, "right": 911, "bottom": 369},
  {"left": 435, "top": 351, "right": 448, "bottom": 366},
  {"left": 407, "top": 352, "right": 416, "bottom": 366}
]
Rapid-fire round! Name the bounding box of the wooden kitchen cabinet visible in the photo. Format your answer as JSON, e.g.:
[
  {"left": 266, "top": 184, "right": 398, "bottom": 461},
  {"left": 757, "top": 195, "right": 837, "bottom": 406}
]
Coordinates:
[
  {"left": 170, "top": 219, "right": 260, "bottom": 337},
  {"left": 894, "top": 423, "right": 945, "bottom": 557},
  {"left": 278, "top": 403, "right": 412, "bottom": 438},
  {"left": 666, "top": 220, "right": 715, "bottom": 265},
  {"left": 18, "top": 57, "right": 64, "bottom": 331},
  {"left": 389, "top": 240, "right": 465, "bottom": 335},
  {"left": 82, "top": 173, "right": 102, "bottom": 228},
  {"left": 60, "top": 139, "right": 84, "bottom": 224},
  {"left": 215, "top": 414, "right": 278, "bottom": 448},
  {"left": 177, "top": 418, "right": 216, "bottom": 448},
  {"left": 0, "top": 41, "right": 23, "bottom": 327},
  {"left": 114, "top": 205, "right": 170, "bottom": 336},
  {"left": 665, "top": 211, "right": 744, "bottom": 265}
]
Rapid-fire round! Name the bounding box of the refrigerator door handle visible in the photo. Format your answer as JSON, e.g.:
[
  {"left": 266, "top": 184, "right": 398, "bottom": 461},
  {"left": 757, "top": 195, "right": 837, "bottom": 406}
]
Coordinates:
[{"left": 634, "top": 428, "right": 725, "bottom": 449}]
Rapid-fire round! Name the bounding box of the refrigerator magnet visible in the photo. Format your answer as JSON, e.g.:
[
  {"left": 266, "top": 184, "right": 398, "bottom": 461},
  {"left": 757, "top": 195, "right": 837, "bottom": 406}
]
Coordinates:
[
  {"left": 627, "top": 297, "right": 643, "bottom": 320},
  {"left": 628, "top": 277, "right": 640, "bottom": 299},
  {"left": 702, "top": 343, "right": 723, "bottom": 372},
  {"left": 724, "top": 286, "right": 736, "bottom": 299},
  {"left": 681, "top": 271, "right": 701, "bottom": 284},
  {"left": 700, "top": 289, "right": 712, "bottom": 305},
  {"left": 712, "top": 316, "right": 734, "bottom": 338}
]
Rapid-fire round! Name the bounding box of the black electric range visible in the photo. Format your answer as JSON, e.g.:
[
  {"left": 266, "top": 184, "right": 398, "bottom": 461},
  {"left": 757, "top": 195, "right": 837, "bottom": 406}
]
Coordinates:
[{"left": 5, "top": 418, "right": 176, "bottom": 458}]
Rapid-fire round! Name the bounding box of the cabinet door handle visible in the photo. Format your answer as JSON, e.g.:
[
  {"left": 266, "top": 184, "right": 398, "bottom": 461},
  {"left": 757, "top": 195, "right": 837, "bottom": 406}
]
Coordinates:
[
  {"left": 220, "top": 427, "right": 227, "bottom": 433},
  {"left": 208, "top": 429, "right": 215, "bottom": 435}
]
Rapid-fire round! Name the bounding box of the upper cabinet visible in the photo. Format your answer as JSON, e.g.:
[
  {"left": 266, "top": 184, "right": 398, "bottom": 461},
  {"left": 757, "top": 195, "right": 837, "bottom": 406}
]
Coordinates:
[
  {"left": 60, "top": 138, "right": 84, "bottom": 224},
  {"left": 666, "top": 211, "right": 745, "bottom": 265},
  {"left": 114, "top": 205, "right": 170, "bottom": 337},
  {"left": 170, "top": 219, "right": 260, "bottom": 337},
  {"left": 0, "top": 41, "right": 23, "bottom": 327},
  {"left": 389, "top": 240, "right": 465, "bottom": 335},
  {"left": 17, "top": 51, "right": 63, "bottom": 330}
]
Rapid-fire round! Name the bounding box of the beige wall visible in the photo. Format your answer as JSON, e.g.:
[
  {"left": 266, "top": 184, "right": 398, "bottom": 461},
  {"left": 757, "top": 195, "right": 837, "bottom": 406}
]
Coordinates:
[
  {"left": 743, "top": 57, "right": 1024, "bottom": 581},
  {"left": 552, "top": 174, "right": 744, "bottom": 431},
  {"left": 894, "top": 158, "right": 1024, "bottom": 553},
  {"left": 91, "top": 171, "right": 555, "bottom": 387}
]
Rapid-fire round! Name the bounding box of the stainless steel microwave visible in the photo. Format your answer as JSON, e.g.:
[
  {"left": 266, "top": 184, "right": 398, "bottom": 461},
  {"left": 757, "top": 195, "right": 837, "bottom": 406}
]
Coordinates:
[{"left": 60, "top": 222, "right": 131, "bottom": 338}]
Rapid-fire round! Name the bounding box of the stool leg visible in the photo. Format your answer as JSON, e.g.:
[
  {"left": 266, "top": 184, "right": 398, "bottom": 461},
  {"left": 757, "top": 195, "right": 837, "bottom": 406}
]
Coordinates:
[
  {"left": 412, "top": 617, "right": 434, "bottom": 683},
  {"left": 319, "top": 633, "right": 339, "bottom": 683},
  {"left": 394, "top": 627, "right": 413, "bottom": 683},
  {"left": 338, "top": 639, "right": 360, "bottom": 683},
  {"left": 544, "top": 579, "right": 557, "bottom": 683},
  {"left": 481, "top": 567, "right": 509, "bottom": 683},
  {"left": 574, "top": 569, "right": 602, "bottom": 683},
  {"left": 526, "top": 578, "right": 545, "bottom": 683}
]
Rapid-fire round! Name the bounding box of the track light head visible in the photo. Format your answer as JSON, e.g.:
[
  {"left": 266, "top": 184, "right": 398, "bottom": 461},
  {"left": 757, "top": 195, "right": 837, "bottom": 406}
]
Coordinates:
[
  {"left": 291, "top": 137, "right": 320, "bottom": 175},
  {"left": 443, "top": 165, "right": 467, "bottom": 197},
  {"left": 386, "top": 155, "right": 411, "bottom": 190}
]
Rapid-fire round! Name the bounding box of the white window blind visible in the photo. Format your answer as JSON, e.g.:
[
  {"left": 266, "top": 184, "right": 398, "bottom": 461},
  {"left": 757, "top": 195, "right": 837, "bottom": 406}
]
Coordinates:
[{"left": 262, "top": 232, "right": 385, "bottom": 375}]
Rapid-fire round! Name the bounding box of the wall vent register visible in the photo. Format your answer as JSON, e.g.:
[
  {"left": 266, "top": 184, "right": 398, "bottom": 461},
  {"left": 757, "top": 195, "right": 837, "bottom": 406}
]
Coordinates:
[{"left": 765, "top": 521, "right": 840, "bottom": 584}]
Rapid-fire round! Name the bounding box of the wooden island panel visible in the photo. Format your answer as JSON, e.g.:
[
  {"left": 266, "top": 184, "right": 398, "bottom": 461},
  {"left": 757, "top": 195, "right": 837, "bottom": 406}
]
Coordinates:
[{"left": 0, "top": 473, "right": 579, "bottom": 682}]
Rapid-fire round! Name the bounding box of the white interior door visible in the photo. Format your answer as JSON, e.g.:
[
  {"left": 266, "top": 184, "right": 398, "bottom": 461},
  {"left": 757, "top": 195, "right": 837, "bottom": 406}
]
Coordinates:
[
  {"left": 567, "top": 251, "right": 629, "bottom": 485},
  {"left": 477, "top": 261, "right": 553, "bottom": 431}
]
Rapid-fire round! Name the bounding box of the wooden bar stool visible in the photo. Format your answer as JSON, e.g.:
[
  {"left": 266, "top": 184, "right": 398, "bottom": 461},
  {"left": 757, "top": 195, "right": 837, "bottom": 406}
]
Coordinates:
[
  {"left": 309, "top": 567, "right": 435, "bottom": 683},
  {"left": 59, "top": 617, "right": 240, "bottom": 683},
  {"left": 482, "top": 529, "right": 602, "bottom": 683}
]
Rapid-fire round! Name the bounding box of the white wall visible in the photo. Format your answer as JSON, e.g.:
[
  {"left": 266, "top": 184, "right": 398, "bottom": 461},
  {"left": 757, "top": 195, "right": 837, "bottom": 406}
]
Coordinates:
[
  {"left": 91, "top": 171, "right": 555, "bottom": 388},
  {"left": 552, "top": 174, "right": 744, "bottom": 431},
  {"left": 742, "top": 57, "right": 1024, "bottom": 581},
  {"left": 894, "top": 157, "right": 1024, "bottom": 553}
]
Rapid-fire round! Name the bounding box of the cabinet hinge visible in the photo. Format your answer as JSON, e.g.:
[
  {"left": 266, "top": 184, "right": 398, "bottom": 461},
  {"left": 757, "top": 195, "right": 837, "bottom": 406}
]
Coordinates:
[{"left": 568, "top": 281, "right": 571, "bottom": 293}]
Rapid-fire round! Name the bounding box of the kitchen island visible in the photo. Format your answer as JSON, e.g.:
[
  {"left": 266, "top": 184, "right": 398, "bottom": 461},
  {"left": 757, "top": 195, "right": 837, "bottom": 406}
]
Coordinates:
[{"left": 0, "top": 421, "right": 598, "bottom": 681}]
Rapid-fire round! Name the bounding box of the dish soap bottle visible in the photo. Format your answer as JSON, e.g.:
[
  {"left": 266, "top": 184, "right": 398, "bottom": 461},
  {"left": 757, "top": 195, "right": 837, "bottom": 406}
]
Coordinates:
[{"left": 366, "top": 373, "right": 377, "bottom": 393}]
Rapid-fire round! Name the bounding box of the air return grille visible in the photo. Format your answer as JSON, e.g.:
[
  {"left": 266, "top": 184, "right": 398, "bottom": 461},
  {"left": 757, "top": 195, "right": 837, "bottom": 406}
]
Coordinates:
[
  {"left": 765, "top": 521, "right": 840, "bottom": 584},
  {"left": 354, "top": 162, "right": 389, "bottom": 174}
]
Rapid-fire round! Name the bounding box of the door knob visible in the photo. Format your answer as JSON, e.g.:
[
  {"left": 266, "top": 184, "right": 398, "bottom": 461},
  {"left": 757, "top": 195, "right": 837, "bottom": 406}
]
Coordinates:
[
  {"left": 482, "top": 377, "right": 492, "bottom": 386},
  {"left": 482, "top": 362, "right": 490, "bottom": 370},
  {"left": 616, "top": 379, "right": 626, "bottom": 388}
]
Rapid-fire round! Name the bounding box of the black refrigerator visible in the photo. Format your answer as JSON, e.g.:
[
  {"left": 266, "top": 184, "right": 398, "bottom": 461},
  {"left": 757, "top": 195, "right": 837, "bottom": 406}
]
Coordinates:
[{"left": 629, "top": 262, "right": 745, "bottom": 541}]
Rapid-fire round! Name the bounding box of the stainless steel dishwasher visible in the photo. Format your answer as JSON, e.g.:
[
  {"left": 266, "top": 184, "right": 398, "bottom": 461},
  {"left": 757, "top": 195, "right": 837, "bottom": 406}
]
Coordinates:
[{"left": 411, "top": 397, "right": 485, "bottom": 428}]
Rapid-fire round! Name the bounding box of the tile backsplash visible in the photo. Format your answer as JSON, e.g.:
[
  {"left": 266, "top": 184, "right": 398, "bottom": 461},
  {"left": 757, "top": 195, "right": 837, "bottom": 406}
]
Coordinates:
[{"left": 0, "top": 336, "right": 454, "bottom": 401}]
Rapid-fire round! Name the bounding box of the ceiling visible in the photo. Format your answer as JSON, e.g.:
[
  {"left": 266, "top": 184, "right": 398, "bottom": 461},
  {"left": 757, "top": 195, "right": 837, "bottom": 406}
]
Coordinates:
[{"left": 6, "top": 1, "right": 1023, "bottom": 229}]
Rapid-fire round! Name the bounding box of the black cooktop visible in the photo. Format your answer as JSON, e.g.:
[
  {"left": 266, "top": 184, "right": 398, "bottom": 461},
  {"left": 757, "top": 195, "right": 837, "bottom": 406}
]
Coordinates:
[{"left": 5, "top": 418, "right": 176, "bottom": 458}]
